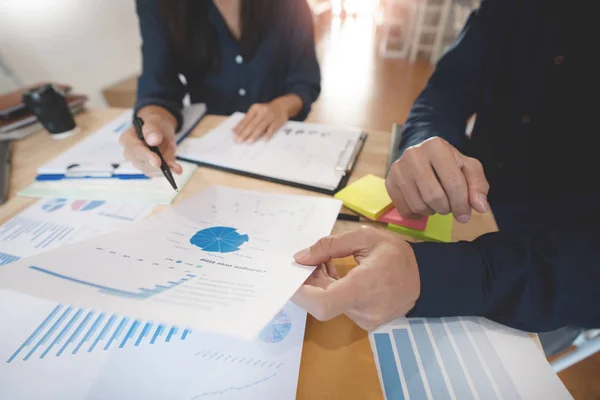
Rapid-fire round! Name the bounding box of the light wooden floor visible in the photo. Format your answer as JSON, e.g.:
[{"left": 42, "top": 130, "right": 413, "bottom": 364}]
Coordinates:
[{"left": 310, "top": 12, "right": 600, "bottom": 400}]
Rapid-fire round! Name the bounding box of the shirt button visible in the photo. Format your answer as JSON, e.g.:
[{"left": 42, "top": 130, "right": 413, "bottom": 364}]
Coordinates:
[
  {"left": 238, "top": 88, "right": 246, "bottom": 96},
  {"left": 235, "top": 55, "right": 243, "bottom": 64},
  {"left": 554, "top": 55, "right": 564, "bottom": 65},
  {"left": 521, "top": 115, "right": 531, "bottom": 124}
]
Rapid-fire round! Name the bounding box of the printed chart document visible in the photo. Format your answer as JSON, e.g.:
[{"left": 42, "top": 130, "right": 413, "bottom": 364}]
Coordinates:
[
  {"left": 0, "top": 198, "right": 155, "bottom": 266},
  {"left": 177, "top": 112, "right": 366, "bottom": 193},
  {"left": 370, "top": 317, "right": 572, "bottom": 399},
  {"left": 0, "top": 186, "right": 342, "bottom": 339},
  {"left": 19, "top": 161, "right": 197, "bottom": 205},
  {"left": 36, "top": 104, "right": 205, "bottom": 180},
  {"left": 0, "top": 290, "right": 306, "bottom": 399}
]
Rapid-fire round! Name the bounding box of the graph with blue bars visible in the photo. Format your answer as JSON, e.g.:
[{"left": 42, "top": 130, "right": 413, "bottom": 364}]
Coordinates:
[
  {"left": 372, "top": 318, "right": 521, "bottom": 400},
  {"left": 0, "top": 251, "right": 20, "bottom": 266},
  {"left": 28, "top": 266, "right": 195, "bottom": 299},
  {"left": 190, "top": 226, "right": 249, "bottom": 253},
  {"left": 7, "top": 304, "right": 191, "bottom": 363}
]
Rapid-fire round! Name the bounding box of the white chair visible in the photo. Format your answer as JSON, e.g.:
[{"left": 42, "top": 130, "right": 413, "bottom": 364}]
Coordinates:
[
  {"left": 551, "top": 330, "right": 600, "bottom": 373},
  {"left": 408, "top": 0, "right": 452, "bottom": 63},
  {"left": 378, "top": 0, "right": 419, "bottom": 59}
]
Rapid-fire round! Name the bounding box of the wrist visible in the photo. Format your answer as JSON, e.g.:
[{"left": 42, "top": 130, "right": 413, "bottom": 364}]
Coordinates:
[
  {"left": 137, "top": 105, "right": 177, "bottom": 135},
  {"left": 269, "top": 94, "right": 303, "bottom": 118}
]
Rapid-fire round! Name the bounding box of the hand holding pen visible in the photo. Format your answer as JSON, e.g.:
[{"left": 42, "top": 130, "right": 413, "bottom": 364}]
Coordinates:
[{"left": 118, "top": 107, "right": 183, "bottom": 179}]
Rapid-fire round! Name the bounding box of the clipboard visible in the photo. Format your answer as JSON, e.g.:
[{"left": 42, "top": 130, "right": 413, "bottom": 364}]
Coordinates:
[
  {"left": 35, "top": 104, "right": 206, "bottom": 182},
  {"left": 178, "top": 129, "right": 367, "bottom": 196}
]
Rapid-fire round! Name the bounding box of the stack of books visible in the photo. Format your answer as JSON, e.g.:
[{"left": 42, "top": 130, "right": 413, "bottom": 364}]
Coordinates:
[{"left": 0, "top": 82, "right": 88, "bottom": 141}]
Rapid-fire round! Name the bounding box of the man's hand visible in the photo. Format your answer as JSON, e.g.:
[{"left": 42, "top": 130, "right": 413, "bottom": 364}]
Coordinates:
[
  {"left": 119, "top": 105, "right": 182, "bottom": 176},
  {"left": 292, "top": 226, "right": 421, "bottom": 331},
  {"left": 386, "top": 137, "right": 490, "bottom": 223}
]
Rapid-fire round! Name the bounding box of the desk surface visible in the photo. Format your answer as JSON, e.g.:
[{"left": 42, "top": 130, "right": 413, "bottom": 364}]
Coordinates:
[{"left": 0, "top": 108, "right": 501, "bottom": 399}]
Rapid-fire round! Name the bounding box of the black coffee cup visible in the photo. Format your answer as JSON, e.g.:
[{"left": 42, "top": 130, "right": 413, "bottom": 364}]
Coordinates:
[{"left": 22, "top": 84, "right": 77, "bottom": 139}]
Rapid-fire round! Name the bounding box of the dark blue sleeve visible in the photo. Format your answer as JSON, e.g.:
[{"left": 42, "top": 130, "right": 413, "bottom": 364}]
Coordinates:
[
  {"left": 398, "top": 0, "right": 500, "bottom": 155},
  {"left": 134, "top": 0, "right": 185, "bottom": 129},
  {"left": 408, "top": 217, "right": 600, "bottom": 332},
  {"left": 282, "top": 0, "right": 321, "bottom": 121}
]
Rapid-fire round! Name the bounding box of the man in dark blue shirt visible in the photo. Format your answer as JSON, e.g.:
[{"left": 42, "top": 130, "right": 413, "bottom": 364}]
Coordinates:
[{"left": 291, "top": 0, "right": 600, "bottom": 340}]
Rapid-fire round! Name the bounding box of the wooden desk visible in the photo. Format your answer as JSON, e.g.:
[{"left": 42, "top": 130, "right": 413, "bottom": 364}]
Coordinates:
[{"left": 0, "top": 108, "right": 501, "bottom": 399}]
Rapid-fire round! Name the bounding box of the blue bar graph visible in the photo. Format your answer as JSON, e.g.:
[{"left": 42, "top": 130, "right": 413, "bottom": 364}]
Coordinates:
[
  {"left": 105, "top": 317, "right": 129, "bottom": 351},
  {"left": 427, "top": 319, "right": 475, "bottom": 400},
  {"left": 151, "top": 324, "right": 165, "bottom": 344},
  {"left": 372, "top": 318, "right": 522, "bottom": 399},
  {"left": 373, "top": 333, "right": 405, "bottom": 400},
  {"left": 135, "top": 322, "right": 153, "bottom": 346},
  {"left": 166, "top": 327, "right": 178, "bottom": 342},
  {"left": 7, "top": 305, "right": 192, "bottom": 363},
  {"left": 392, "top": 329, "right": 428, "bottom": 399},
  {"left": 463, "top": 319, "right": 520, "bottom": 399},
  {"left": 408, "top": 320, "right": 451, "bottom": 399},
  {"left": 119, "top": 320, "right": 141, "bottom": 348},
  {"left": 444, "top": 318, "right": 499, "bottom": 400},
  {"left": 29, "top": 266, "right": 195, "bottom": 299},
  {"left": 0, "top": 251, "right": 20, "bottom": 266}
]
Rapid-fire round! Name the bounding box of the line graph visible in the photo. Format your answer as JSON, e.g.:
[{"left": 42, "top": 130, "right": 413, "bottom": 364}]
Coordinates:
[
  {"left": 188, "top": 373, "right": 277, "bottom": 398},
  {"left": 28, "top": 266, "right": 195, "bottom": 299}
]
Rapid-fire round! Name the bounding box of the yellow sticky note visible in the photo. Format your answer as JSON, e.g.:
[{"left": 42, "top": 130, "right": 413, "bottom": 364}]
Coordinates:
[
  {"left": 334, "top": 174, "right": 393, "bottom": 220},
  {"left": 388, "top": 213, "right": 453, "bottom": 243}
]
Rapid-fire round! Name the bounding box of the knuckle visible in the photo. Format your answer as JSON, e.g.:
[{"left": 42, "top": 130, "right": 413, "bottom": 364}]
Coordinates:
[
  {"left": 313, "top": 304, "right": 332, "bottom": 321},
  {"left": 315, "top": 235, "right": 334, "bottom": 253}
]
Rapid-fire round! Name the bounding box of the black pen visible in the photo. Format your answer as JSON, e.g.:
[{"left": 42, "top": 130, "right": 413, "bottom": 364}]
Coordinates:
[
  {"left": 337, "top": 212, "right": 384, "bottom": 223},
  {"left": 133, "top": 117, "right": 178, "bottom": 192}
]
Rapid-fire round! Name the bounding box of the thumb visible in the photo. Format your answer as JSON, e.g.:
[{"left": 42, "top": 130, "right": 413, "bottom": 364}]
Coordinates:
[
  {"left": 142, "top": 121, "right": 165, "bottom": 147},
  {"left": 459, "top": 155, "right": 490, "bottom": 213},
  {"left": 294, "top": 230, "right": 369, "bottom": 266}
]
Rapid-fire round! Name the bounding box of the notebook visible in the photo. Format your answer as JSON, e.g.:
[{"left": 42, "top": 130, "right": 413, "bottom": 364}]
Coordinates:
[{"left": 176, "top": 112, "right": 367, "bottom": 194}]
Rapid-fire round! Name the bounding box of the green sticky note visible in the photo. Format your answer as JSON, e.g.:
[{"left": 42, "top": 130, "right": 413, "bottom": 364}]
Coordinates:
[{"left": 388, "top": 213, "right": 453, "bottom": 242}]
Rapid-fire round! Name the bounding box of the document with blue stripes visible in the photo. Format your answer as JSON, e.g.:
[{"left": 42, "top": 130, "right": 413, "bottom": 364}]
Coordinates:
[
  {"left": 0, "top": 290, "right": 305, "bottom": 399},
  {"left": 370, "top": 317, "right": 571, "bottom": 399}
]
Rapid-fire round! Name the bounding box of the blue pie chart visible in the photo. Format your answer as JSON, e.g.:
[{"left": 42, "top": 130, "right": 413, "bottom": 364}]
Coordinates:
[
  {"left": 259, "top": 310, "right": 292, "bottom": 343},
  {"left": 190, "top": 227, "right": 249, "bottom": 253}
]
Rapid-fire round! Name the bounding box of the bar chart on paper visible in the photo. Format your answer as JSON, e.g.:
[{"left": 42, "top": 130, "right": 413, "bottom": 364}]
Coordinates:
[
  {"left": 6, "top": 304, "right": 190, "bottom": 364},
  {"left": 370, "top": 317, "right": 571, "bottom": 400}
]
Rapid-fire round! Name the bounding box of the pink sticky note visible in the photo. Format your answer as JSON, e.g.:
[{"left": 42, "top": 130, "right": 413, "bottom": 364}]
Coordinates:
[{"left": 378, "top": 208, "right": 428, "bottom": 230}]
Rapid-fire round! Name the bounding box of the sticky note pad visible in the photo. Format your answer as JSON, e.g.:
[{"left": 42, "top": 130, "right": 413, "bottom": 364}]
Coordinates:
[
  {"left": 387, "top": 213, "right": 453, "bottom": 243},
  {"left": 334, "top": 174, "right": 393, "bottom": 220},
  {"left": 378, "top": 208, "right": 428, "bottom": 230}
]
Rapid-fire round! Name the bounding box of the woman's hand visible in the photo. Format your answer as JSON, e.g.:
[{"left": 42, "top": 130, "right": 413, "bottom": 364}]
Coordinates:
[
  {"left": 233, "top": 94, "right": 303, "bottom": 143},
  {"left": 119, "top": 106, "right": 183, "bottom": 176}
]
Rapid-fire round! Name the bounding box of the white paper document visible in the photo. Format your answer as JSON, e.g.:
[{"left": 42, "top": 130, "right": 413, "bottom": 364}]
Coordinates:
[
  {"left": 370, "top": 317, "right": 571, "bottom": 400},
  {"left": 37, "top": 104, "right": 205, "bottom": 179},
  {"left": 0, "top": 186, "right": 341, "bottom": 339},
  {"left": 177, "top": 112, "right": 365, "bottom": 192},
  {"left": 0, "top": 198, "right": 155, "bottom": 266},
  {"left": 19, "top": 160, "right": 197, "bottom": 205},
  {"left": 0, "top": 290, "right": 306, "bottom": 399}
]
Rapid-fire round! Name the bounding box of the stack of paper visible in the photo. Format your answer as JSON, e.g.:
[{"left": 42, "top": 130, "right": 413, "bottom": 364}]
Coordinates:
[
  {"left": 0, "top": 192, "right": 307, "bottom": 398},
  {"left": 0, "top": 186, "right": 343, "bottom": 339},
  {"left": 0, "top": 198, "right": 155, "bottom": 266},
  {"left": 18, "top": 105, "right": 205, "bottom": 204}
]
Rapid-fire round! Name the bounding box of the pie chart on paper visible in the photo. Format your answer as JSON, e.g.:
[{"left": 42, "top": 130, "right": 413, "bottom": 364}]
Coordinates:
[
  {"left": 258, "top": 310, "right": 292, "bottom": 343},
  {"left": 189, "top": 226, "right": 249, "bottom": 253}
]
